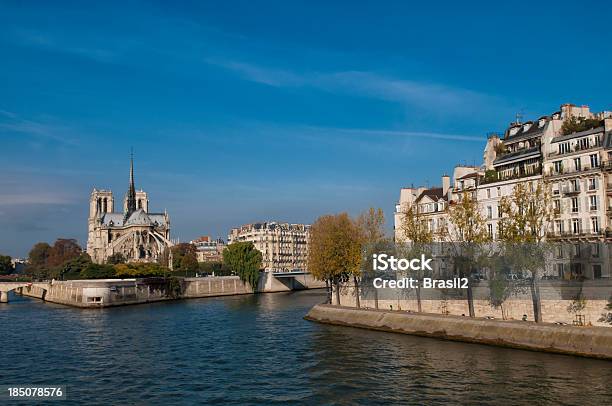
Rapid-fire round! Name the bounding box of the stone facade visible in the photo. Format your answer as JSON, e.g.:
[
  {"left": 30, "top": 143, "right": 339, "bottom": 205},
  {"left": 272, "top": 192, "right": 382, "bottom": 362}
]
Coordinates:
[
  {"left": 228, "top": 222, "right": 310, "bottom": 272},
  {"left": 395, "top": 104, "right": 612, "bottom": 245},
  {"left": 190, "top": 236, "right": 226, "bottom": 262},
  {"left": 87, "top": 157, "right": 172, "bottom": 265},
  {"left": 394, "top": 103, "right": 612, "bottom": 279}
]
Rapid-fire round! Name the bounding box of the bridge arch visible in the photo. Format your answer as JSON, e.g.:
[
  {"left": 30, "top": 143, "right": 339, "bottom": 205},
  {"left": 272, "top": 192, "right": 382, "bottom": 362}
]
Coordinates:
[{"left": 0, "top": 282, "right": 49, "bottom": 303}]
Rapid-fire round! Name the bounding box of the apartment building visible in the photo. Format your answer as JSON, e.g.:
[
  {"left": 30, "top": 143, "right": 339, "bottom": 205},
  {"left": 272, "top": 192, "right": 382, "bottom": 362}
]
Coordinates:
[
  {"left": 190, "top": 235, "right": 226, "bottom": 262},
  {"left": 394, "top": 103, "right": 612, "bottom": 279},
  {"left": 228, "top": 222, "right": 310, "bottom": 272}
]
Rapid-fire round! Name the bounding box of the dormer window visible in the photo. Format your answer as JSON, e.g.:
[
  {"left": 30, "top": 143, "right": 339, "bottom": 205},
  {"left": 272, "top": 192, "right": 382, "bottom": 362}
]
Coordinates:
[
  {"left": 509, "top": 127, "right": 519, "bottom": 136},
  {"left": 559, "top": 142, "right": 570, "bottom": 154},
  {"left": 538, "top": 119, "right": 546, "bottom": 127},
  {"left": 523, "top": 123, "right": 532, "bottom": 132}
]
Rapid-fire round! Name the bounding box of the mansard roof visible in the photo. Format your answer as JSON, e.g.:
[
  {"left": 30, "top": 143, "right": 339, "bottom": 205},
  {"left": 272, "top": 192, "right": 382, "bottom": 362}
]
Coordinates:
[
  {"left": 457, "top": 172, "right": 479, "bottom": 180},
  {"left": 504, "top": 121, "right": 546, "bottom": 142},
  {"left": 493, "top": 145, "right": 541, "bottom": 166},
  {"left": 550, "top": 126, "right": 605, "bottom": 143},
  {"left": 416, "top": 187, "right": 445, "bottom": 203}
]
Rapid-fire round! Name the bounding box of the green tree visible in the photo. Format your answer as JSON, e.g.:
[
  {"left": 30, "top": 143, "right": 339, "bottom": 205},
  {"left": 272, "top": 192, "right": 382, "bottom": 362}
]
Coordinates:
[
  {"left": 106, "top": 252, "right": 126, "bottom": 265},
  {"left": 0, "top": 255, "right": 13, "bottom": 275},
  {"left": 222, "top": 242, "right": 263, "bottom": 291},
  {"left": 180, "top": 254, "right": 199, "bottom": 276},
  {"left": 57, "top": 254, "right": 92, "bottom": 280},
  {"left": 113, "top": 262, "right": 168, "bottom": 277},
  {"left": 171, "top": 243, "right": 197, "bottom": 272},
  {"left": 444, "top": 191, "right": 492, "bottom": 318},
  {"left": 497, "top": 180, "right": 553, "bottom": 323},
  {"left": 400, "top": 202, "right": 434, "bottom": 244},
  {"left": 356, "top": 208, "right": 386, "bottom": 309},
  {"left": 399, "top": 201, "right": 434, "bottom": 313},
  {"left": 27, "top": 242, "right": 52, "bottom": 278},
  {"left": 561, "top": 116, "right": 602, "bottom": 136},
  {"left": 198, "top": 261, "right": 232, "bottom": 276},
  {"left": 308, "top": 213, "right": 363, "bottom": 306},
  {"left": 79, "top": 263, "right": 117, "bottom": 279}
]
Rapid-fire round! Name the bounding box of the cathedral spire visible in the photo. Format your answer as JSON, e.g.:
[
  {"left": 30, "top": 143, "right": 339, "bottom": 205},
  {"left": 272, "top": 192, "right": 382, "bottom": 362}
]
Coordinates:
[{"left": 126, "top": 148, "right": 137, "bottom": 215}]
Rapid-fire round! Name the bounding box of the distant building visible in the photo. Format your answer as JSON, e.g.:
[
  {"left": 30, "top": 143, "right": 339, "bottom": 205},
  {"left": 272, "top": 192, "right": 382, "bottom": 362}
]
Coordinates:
[
  {"left": 228, "top": 222, "right": 310, "bottom": 272},
  {"left": 87, "top": 155, "right": 172, "bottom": 264},
  {"left": 11, "top": 258, "right": 27, "bottom": 274},
  {"left": 190, "top": 236, "right": 226, "bottom": 262}
]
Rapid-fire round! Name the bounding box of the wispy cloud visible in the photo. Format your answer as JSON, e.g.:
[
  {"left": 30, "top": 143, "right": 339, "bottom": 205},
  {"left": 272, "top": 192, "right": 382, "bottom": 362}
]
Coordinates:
[
  {"left": 0, "top": 109, "right": 78, "bottom": 144},
  {"left": 0, "top": 193, "right": 75, "bottom": 206},
  {"left": 0, "top": 172, "right": 80, "bottom": 207},
  {"left": 13, "top": 28, "right": 119, "bottom": 63},
  {"left": 329, "top": 127, "right": 485, "bottom": 142},
  {"left": 206, "top": 59, "right": 500, "bottom": 114}
]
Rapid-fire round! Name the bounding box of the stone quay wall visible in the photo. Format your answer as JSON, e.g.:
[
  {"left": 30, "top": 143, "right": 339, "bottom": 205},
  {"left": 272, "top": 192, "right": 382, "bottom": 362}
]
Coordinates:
[
  {"left": 333, "top": 280, "right": 612, "bottom": 327},
  {"left": 305, "top": 304, "right": 612, "bottom": 360},
  {"left": 18, "top": 273, "right": 325, "bottom": 308}
]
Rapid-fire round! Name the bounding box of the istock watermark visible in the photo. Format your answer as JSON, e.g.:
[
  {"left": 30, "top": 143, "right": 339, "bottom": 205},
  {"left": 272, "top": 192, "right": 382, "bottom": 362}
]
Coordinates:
[{"left": 372, "top": 253, "right": 432, "bottom": 271}]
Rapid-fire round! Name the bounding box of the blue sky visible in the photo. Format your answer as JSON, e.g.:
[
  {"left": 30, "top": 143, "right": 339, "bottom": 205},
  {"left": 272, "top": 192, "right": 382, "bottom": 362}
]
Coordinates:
[{"left": 1, "top": 0, "right": 611, "bottom": 257}]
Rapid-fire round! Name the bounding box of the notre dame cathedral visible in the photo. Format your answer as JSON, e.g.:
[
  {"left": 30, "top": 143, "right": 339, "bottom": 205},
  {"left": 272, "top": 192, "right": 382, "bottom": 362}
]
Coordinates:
[{"left": 87, "top": 156, "right": 172, "bottom": 264}]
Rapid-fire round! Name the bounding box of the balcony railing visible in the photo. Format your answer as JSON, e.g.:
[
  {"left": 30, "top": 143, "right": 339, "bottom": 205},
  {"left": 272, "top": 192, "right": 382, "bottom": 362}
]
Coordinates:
[
  {"left": 547, "top": 142, "right": 599, "bottom": 158},
  {"left": 547, "top": 228, "right": 605, "bottom": 238},
  {"left": 546, "top": 163, "right": 602, "bottom": 177},
  {"left": 481, "top": 167, "right": 542, "bottom": 185}
]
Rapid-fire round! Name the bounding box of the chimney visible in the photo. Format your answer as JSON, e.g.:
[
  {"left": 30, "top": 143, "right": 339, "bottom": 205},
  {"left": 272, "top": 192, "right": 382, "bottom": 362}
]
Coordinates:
[{"left": 442, "top": 174, "right": 450, "bottom": 196}]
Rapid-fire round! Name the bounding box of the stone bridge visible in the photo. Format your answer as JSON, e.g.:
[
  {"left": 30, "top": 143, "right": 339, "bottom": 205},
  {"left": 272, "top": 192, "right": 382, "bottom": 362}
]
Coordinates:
[{"left": 0, "top": 282, "right": 50, "bottom": 303}]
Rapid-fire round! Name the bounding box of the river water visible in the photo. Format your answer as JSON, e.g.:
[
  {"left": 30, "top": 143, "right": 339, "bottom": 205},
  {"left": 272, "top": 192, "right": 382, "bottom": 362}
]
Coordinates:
[{"left": 1, "top": 290, "right": 610, "bottom": 405}]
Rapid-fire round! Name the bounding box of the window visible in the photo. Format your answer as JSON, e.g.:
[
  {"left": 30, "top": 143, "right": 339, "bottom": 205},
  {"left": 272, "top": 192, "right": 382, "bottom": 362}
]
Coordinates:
[
  {"left": 578, "top": 137, "right": 589, "bottom": 150},
  {"left": 588, "top": 178, "right": 597, "bottom": 190},
  {"left": 555, "top": 245, "right": 563, "bottom": 258},
  {"left": 497, "top": 187, "right": 501, "bottom": 197},
  {"left": 559, "top": 142, "right": 570, "bottom": 154},
  {"left": 556, "top": 263, "right": 565, "bottom": 278},
  {"left": 571, "top": 179, "right": 580, "bottom": 192},
  {"left": 487, "top": 223, "right": 493, "bottom": 238},
  {"left": 571, "top": 263, "right": 583, "bottom": 277},
  {"left": 590, "top": 195, "right": 598, "bottom": 211},
  {"left": 590, "top": 153, "right": 599, "bottom": 168},
  {"left": 572, "top": 218, "right": 581, "bottom": 234},
  {"left": 573, "top": 243, "right": 581, "bottom": 257},
  {"left": 555, "top": 220, "right": 564, "bottom": 234},
  {"left": 591, "top": 217, "right": 600, "bottom": 233},
  {"left": 487, "top": 206, "right": 492, "bottom": 219},
  {"left": 553, "top": 161, "right": 562, "bottom": 173},
  {"left": 574, "top": 157, "right": 581, "bottom": 171},
  {"left": 593, "top": 264, "right": 602, "bottom": 279},
  {"left": 571, "top": 197, "right": 579, "bottom": 213},
  {"left": 553, "top": 199, "right": 561, "bottom": 213},
  {"left": 592, "top": 243, "right": 600, "bottom": 258},
  {"left": 487, "top": 188, "right": 491, "bottom": 198}
]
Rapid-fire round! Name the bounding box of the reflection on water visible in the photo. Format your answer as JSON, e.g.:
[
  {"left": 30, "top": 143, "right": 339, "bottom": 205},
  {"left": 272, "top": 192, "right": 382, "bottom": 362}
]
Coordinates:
[{"left": 1, "top": 290, "right": 610, "bottom": 405}]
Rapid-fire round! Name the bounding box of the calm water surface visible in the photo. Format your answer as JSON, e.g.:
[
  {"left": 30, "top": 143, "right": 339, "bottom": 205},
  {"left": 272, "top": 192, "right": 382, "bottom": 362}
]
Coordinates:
[{"left": 1, "top": 290, "right": 610, "bottom": 405}]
